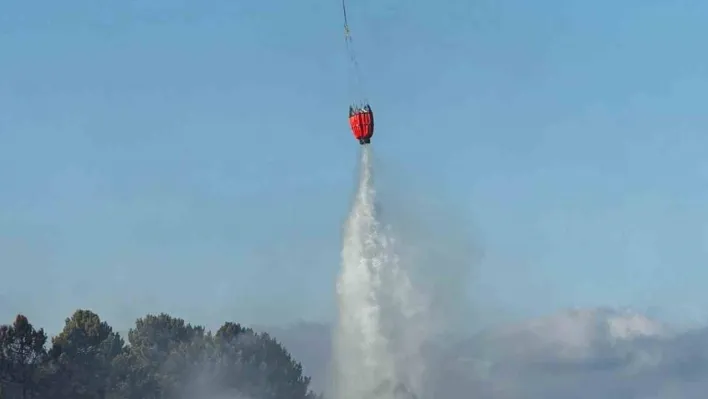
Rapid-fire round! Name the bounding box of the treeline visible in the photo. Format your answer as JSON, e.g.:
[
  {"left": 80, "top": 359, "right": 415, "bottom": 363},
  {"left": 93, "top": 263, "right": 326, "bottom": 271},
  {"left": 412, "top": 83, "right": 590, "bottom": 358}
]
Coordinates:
[{"left": 0, "top": 310, "right": 320, "bottom": 399}]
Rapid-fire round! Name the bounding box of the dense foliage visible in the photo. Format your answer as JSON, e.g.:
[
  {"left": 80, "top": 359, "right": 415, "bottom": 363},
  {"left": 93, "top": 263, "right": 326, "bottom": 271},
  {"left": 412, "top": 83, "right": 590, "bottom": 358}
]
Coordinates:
[{"left": 0, "top": 311, "right": 319, "bottom": 399}]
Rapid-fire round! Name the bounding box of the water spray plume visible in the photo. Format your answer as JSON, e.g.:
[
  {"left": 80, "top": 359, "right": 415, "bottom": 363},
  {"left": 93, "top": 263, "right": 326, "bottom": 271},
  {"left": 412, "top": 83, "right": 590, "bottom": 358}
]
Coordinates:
[{"left": 332, "top": 146, "right": 428, "bottom": 399}]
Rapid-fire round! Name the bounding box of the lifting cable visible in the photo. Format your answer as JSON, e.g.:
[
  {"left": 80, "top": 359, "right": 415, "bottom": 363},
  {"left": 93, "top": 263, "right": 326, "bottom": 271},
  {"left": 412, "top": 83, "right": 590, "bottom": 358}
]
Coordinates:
[{"left": 342, "top": 0, "right": 368, "bottom": 105}]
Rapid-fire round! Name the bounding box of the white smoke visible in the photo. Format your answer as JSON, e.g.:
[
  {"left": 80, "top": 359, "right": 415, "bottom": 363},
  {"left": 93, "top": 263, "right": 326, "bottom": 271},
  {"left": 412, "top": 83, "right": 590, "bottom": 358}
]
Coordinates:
[{"left": 331, "top": 146, "right": 431, "bottom": 399}]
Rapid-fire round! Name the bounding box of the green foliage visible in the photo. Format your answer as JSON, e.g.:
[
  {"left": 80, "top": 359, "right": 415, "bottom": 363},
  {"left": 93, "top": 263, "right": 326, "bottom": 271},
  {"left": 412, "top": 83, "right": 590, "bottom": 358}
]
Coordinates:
[
  {"left": 0, "top": 311, "right": 318, "bottom": 399},
  {"left": 0, "top": 315, "right": 49, "bottom": 398}
]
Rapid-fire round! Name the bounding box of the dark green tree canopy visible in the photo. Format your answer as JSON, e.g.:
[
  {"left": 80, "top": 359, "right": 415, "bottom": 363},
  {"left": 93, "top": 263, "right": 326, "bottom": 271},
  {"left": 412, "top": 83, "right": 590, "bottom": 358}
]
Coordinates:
[{"left": 0, "top": 311, "right": 319, "bottom": 399}]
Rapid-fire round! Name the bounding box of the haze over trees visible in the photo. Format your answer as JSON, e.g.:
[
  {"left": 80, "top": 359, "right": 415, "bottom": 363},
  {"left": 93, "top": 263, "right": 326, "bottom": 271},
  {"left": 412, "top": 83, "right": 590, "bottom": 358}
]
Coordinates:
[{"left": 0, "top": 310, "right": 320, "bottom": 399}]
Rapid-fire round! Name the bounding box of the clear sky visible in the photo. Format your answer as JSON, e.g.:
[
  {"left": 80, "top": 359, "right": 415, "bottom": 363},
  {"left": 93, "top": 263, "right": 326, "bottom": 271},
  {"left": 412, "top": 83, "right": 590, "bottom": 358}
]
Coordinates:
[{"left": 2, "top": 0, "right": 708, "bottom": 333}]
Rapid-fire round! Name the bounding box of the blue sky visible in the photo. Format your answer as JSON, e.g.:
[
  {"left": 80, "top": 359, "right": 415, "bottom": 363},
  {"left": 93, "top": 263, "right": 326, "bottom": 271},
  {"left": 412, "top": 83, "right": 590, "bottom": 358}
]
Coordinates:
[{"left": 1, "top": 0, "right": 708, "bottom": 333}]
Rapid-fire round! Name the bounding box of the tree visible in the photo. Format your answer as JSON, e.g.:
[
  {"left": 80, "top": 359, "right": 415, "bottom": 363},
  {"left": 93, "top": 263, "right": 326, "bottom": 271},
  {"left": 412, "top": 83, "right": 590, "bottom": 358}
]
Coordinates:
[
  {"left": 49, "top": 310, "right": 126, "bottom": 399},
  {"left": 0, "top": 311, "right": 320, "bottom": 399},
  {"left": 117, "top": 313, "right": 206, "bottom": 398},
  {"left": 0, "top": 315, "right": 49, "bottom": 399},
  {"left": 212, "top": 322, "right": 315, "bottom": 399},
  {"left": 127, "top": 313, "right": 204, "bottom": 367}
]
